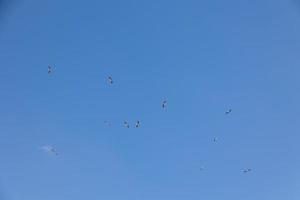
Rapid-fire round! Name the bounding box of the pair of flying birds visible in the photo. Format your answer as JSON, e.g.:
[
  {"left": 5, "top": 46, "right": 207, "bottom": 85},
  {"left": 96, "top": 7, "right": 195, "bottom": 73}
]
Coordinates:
[
  {"left": 48, "top": 66, "right": 113, "bottom": 86},
  {"left": 124, "top": 120, "right": 140, "bottom": 128}
]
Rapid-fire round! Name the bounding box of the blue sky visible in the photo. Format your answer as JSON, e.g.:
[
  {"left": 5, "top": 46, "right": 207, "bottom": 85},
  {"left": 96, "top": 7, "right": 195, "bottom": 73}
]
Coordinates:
[{"left": 0, "top": 0, "right": 300, "bottom": 199}]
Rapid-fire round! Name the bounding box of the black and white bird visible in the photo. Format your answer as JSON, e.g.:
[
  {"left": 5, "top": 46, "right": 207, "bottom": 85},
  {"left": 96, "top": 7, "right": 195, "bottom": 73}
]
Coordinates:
[
  {"left": 48, "top": 65, "right": 52, "bottom": 74},
  {"left": 124, "top": 121, "right": 130, "bottom": 128},
  {"left": 41, "top": 145, "right": 58, "bottom": 156},
  {"left": 108, "top": 76, "right": 113, "bottom": 84},
  {"left": 243, "top": 168, "right": 252, "bottom": 173},
  {"left": 135, "top": 120, "right": 140, "bottom": 128},
  {"left": 225, "top": 109, "right": 232, "bottom": 115},
  {"left": 162, "top": 100, "right": 167, "bottom": 108}
]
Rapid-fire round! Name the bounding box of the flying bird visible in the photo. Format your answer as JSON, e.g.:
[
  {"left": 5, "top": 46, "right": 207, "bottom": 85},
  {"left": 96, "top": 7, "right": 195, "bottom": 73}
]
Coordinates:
[
  {"left": 107, "top": 76, "right": 113, "bottom": 84},
  {"left": 162, "top": 100, "right": 167, "bottom": 108},
  {"left": 213, "top": 137, "right": 217, "bottom": 142},
  {"left": 104, "top": 120, "right": 112, "bottom": 127},
  {"left": 225, "top": 109, "right": 232, "bottom": 115},
  {"left": 243, "top": 168, "right": 252, "bottom": 173},
  {"left": 135, "top": 120, "right": 140, "bottom": 128},
  {"left": 124, "top": 121, "right": 129, "bottom": 128},
  {"left": 48, "top": 65, "right": 52, "bottom": 74},
  {"left": 41, "top": 145, "right": 58, "bottom": 156}
]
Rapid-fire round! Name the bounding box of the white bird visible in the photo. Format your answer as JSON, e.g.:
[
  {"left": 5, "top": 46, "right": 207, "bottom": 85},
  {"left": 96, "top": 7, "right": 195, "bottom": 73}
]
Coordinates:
[{"left": 41, "top": 145, "right": 58, "bottom": 156}]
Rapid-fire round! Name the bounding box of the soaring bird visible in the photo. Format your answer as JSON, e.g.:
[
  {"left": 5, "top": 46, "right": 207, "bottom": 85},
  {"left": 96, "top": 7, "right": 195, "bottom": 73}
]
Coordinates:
[
  {"left": 41, "top": 145, "right": 58, "bottom": 156},
  {"left": 108, "top": 76, "right": 113, "bottom": 84},
  {"left": 48, "top": 65, "right": 52, "bottom": 74},
  {"left": 135, "top": 120, "right": 140, "bottom": 128},
  {"left": 124, "top": 121, "right": 129, "bottom": 128},
  {"left": 104, "top": 120, "right": 112, "bottom": 127},
  {"left": 162, "top": 100, "right": 167, "bottom": 108},
  {"left": 243, "top": 168, "right": 252, "bottom": 173},
  {"left": 225, "top": 109, "right": 232, "bottom": 115}
]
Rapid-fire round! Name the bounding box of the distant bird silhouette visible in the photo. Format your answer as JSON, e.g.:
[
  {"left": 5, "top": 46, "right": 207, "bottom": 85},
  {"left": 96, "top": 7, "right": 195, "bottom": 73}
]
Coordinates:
[
  {"left": 213, "top": 137, "right": 217, "bottom": 142},
  {"left": 124, "top": 121, "right": 129, "bottom": 128},
  {"left": 108, "top": 76, "right": 113, "bottom": 84},
  {"left": 104, "top": 120, "right": 112, "bottom": 127},
  {"left": 135, "top": 120, "right": 140, "bottom": 128},
  {"left": 162, "top": 100, "right": 167, "bottom": 108},
  {"left": 48, "top": 65, "right": 52, "bottom": 74},
  {"left": 243, "top": 168, "right": 252, "bottom": 173},
  {"left": 41, "top": 145, "right": 58, "bottom": 156},
  {"left": 225, "top": 109, "right": 232, "bottom": 115}
]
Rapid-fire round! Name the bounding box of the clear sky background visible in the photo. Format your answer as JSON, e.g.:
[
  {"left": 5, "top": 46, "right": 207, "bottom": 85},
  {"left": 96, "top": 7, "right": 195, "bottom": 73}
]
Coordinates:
[{"left": 1, "top": 0, "right": 300, "bottom": 199}]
